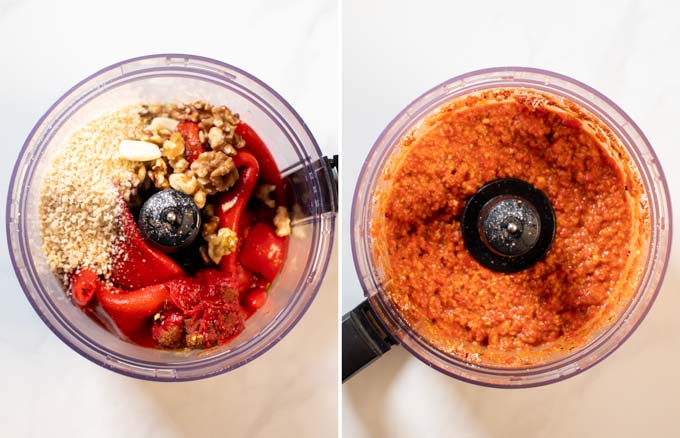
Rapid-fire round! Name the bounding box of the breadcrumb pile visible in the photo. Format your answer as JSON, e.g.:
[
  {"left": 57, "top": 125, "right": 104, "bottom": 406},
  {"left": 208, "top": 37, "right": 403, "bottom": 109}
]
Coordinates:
[{"left": 39, "top": 106, "right": 145, "bottom": 284}]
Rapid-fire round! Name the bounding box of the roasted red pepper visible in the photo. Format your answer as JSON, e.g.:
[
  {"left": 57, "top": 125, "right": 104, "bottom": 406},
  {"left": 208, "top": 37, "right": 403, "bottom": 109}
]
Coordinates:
[
  {"left": 239, "top": 223, "right": 288, "bottom": 282},
  {"left": 176, "top": 120, "right": 205, "bottom": 164},
  {"left": 184, "top": 300, "right": 245, "bottom": 347},
  {"left": 96, "top": 282, "right": 169, "bottom": 320},
  {"left": 242, "top": 288, "right": 267, "bottom": 314},
  {"left": 78, "top": 125, "right": 288, "bottom": 348},
  {"left": 110, "top": 203, "right": 184, "bottom": 290},
  {"left": 236, "top": 122, "right": 285, "bottom": 204},
  {"left": 165, "top": 277, "right": 202, "bottom": 312},
  {"left": 166, "top": 269, "right": 248, "bottom": 312},
  {"left": 151, "top": 307, "right": 185, "bottom": 347},
  {"left": 216, "top": 151, "right": 260, "bottom": 293},
  {"left": 70, "top": 267, "right": 99, "bottom": 306},
  {"left": 94, "top": 270, "right": 247, "bottom": 347},
  {"left": 162, "top": 271, "right": 247, "bottom": 347},
  {"left": 77, "top": 274, "right": 170, "bottom": 339}
]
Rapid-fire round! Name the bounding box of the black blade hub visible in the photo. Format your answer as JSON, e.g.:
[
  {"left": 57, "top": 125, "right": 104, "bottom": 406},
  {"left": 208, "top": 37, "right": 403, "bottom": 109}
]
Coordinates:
[{"left": 461, "top": 178, "right": 555, "bottom": 273}]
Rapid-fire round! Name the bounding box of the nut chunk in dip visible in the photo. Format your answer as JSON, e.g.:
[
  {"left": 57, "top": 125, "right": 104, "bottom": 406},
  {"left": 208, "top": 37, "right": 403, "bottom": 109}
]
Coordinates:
[{"left": 372, "top": 88, "right": 650, "bottom": 366}]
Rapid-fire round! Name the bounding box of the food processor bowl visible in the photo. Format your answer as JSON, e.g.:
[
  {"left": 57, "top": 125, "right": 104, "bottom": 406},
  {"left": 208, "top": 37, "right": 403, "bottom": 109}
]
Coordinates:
[
  {"left": 346, "top": 67, "right": 671, "bottom": 387},
  {"left": 7, "top": 54, "right": 337, "bottom": 381}
]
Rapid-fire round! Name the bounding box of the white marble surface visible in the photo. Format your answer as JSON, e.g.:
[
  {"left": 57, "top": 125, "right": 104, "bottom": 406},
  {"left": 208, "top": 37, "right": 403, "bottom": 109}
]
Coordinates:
[
  {"left": 0, "top": 1, "right": 337, "bottom": 437},
  {"left": 342, "top": 0, "right": 680, "bottom": 437}
]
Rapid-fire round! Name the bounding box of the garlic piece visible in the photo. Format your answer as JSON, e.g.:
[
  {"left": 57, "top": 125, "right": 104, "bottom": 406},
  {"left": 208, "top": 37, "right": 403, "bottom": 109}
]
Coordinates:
[
  {"left": 119, "top": 140, "right": 162, "bottom": 162},
  {"left": 150, "top": 117, "right": 180, "bottom": 131}
]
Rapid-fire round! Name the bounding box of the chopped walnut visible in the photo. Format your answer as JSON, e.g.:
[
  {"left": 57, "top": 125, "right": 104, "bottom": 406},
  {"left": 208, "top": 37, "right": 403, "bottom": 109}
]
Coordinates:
[
  {"left": 208, "top": 126, "right": 225, "bottom": 149},
  {"left": 212, "top": 105, "right": 240, "bottom": 126},
  {"left": 207, "top": 227, "right": 238, "bottom": 264},
  {"left": 141, "top": 133, "right": 165, "bottom": 146},
  {"left": 222, "top": 145, "right": 237, "bottom": 156},
  {"left": 190, "top": 151, "right": 239, "bottom": 195},
  {"left": 149, "top": 158, "right": 170, "bottom": 189},
  {"left": 161, "top": 132, "right": 185, "bottom": 160},
  {"left": 273, "top": 206, "right": 291, "bottom": 237},
  {"left": 138, "top": 101, "right": 251, "bottom": 206},
  {"left": 255, "top": 184, "right": 276, "bottom": 208},
  {"left": 234, "top": 133, "right": 246, "bottom": 149},
  {"left": 168, "top": 173, "right": 199, "bottom": 195},
  {"left": 137, "top": 165, "right": 147, "bottom": 183},
  {"left": 144, "top": 100, "right": 242, "bottom": 151},
  {"left": 202, "top": 215, "right": 220, "bottom": 239},
  {"left": 194, "top": 190, "right": 207, "bottom": 209},
  {"left": 170, "top": 157, "right": 189, "bottom": 173}
]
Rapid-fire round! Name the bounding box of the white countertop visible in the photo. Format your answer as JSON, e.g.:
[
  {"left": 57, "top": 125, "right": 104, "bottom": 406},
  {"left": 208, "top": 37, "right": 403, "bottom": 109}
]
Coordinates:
[
  {"left": 0, "top": 1, "right": 337, "bottom": 437},
  {"left": 342, "top": 0, "right": 680, "bottom": 437}
]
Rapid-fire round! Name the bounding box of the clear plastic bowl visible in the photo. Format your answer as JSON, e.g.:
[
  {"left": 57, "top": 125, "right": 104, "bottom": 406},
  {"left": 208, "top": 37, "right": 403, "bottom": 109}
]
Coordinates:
[
  {"left": 7, "top": 54, "right": 336, "bottom": 381},
  {"left": 351, "top": 67, "right": 672, "bottom": 388}
]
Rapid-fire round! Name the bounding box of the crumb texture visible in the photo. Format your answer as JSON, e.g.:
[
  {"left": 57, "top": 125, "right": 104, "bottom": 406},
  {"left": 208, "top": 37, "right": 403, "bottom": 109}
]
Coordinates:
[{"left": 39, "top": 106, "right": 144, "bottom": 283}]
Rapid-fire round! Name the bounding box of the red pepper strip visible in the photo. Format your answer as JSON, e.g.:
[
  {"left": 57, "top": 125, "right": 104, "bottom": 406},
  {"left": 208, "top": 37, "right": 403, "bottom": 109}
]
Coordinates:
[
  {"left": 216, "top": 151, "right": 260, "bottom": 293},
  {"left": 97, "top": 283, "right": 169, "bottom": 320},
  {"left": 235, "top": 122, "right": 285, "bottom": 205},
  {"left": 217, "top": 151, "right": 260, "bottom": 230},
  {"left": 110, "top": 202, "right": 185, "bottom": 290},
  {"left": 176, "top": 120, "right": 205, "bottom": 164},
  {"left": 77, "top": 275, "right": 171, "bottom": 339},
  {"left": 70, "top": 267, "right": 99, "bottom": 306},
  {"left": 239, "top": 223, "right": 288, "bottom": 282}
]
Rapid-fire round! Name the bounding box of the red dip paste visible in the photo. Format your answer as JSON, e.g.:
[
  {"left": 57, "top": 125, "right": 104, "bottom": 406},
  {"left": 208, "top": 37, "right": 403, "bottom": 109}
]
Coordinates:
[{"left": 373, "top": 88, "right": 650, "bottom": 366}]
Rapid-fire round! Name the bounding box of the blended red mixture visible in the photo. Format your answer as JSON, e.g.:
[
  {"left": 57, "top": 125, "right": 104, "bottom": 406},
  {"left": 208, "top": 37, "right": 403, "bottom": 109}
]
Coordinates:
[{"left": 373, "top": 88, "right": 649, "bottom": 365}]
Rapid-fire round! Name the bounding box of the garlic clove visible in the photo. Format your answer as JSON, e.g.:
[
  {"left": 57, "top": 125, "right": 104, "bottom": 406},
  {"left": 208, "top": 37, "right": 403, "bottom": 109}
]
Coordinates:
[
  {"left": 119, "top": 140, "right": 162, "bottom": 161},
  {"left": 150, "top": 117, "right": 179, "bottom": 131}
]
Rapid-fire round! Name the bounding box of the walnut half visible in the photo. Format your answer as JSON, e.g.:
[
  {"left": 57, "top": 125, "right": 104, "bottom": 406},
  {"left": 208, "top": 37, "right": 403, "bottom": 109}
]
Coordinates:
[{"left": 190, "top": 151, "right": 239, "bottom": 195}]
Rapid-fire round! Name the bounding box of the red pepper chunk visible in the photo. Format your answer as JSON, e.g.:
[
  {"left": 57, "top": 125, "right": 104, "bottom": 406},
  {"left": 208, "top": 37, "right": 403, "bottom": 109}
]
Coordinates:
[
  {"left": 151, "top": 307, "right": 185, "bottom": 348},
  {"left": 235, "top": 122, "right": 285, "bottom": 204},
  {"left": 70, "top": 267, "right": 99, "bottom": 306},
  {"left": 239, "top": 223, "right": 288, "bottom": 282},
  {"left": 110, "top": 202, "right": 185, "bottom": 290},
  {"left": 97, "top": 282, "right": 169, "bottom": 320},
  {"left": 216, "top": 151, "right": 260, "bottom": 293},
  {"left": 71, "top": 273, "right": 170, "bottom": 338},
  {"left": 242, "top": 288, "right": 268, "bottom": 314},
  {"left": 176, "top": 120, "right": 205, "bottom": 164}
]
